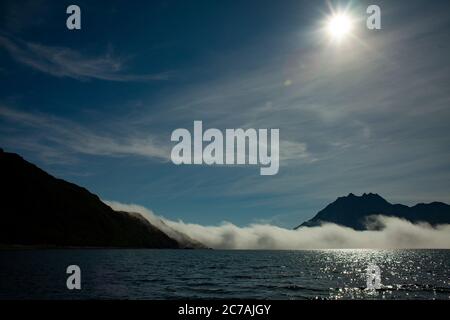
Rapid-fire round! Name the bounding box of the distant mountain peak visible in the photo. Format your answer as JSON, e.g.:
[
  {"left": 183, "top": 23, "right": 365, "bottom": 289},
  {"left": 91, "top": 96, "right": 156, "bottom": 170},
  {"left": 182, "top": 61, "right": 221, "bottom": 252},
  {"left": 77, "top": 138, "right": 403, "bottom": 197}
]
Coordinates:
[
  {"left": 297, "top": 192, "right": 450, "bottom": 230},
  {"left": 346, "top": 192, "right": 383, "bottom": 199},
  {"left": 362, "top": 192, "right": 379, "bottom": 197},
  {"left": 334, "top": 193, "right": 389, "bottom": 206}
]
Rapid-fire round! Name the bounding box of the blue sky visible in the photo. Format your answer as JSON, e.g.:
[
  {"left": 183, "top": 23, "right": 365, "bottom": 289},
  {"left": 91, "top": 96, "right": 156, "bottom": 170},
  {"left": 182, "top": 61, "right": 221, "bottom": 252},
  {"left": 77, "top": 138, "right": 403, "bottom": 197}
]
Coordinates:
[{"left": 1, "top": 0, "right": 450, "bottom": 227}]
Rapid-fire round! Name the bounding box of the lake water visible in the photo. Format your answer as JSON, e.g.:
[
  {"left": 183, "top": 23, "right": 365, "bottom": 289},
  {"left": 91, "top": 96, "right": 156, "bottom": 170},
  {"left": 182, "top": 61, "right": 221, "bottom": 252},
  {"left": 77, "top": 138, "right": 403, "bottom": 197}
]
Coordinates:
[{"left": 0, "top": 249, "right": 449, "bottom": 300}]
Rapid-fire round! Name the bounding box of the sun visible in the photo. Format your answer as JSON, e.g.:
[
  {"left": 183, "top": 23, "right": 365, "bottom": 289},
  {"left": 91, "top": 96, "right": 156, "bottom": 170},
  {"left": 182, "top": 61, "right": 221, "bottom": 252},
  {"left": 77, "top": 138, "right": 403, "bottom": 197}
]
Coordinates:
[{"left": 326, "top": 13, "right": 353, "bottom": 41}]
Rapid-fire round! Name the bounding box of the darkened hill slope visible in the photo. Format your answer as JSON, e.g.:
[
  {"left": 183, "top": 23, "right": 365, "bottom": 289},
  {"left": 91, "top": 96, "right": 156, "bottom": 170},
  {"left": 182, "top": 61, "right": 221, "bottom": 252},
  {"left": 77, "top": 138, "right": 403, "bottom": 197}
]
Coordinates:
[
  {"left": 0, "top": 149, "right": 181, "bottom": 248},
  {"left": 296, "top": 193, "right": 450, "bottom": 230}
]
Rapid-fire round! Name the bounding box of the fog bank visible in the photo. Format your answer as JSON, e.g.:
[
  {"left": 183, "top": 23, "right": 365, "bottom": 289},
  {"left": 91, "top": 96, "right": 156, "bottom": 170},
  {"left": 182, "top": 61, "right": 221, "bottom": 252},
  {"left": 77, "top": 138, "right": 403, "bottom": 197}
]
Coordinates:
[{"left": 105, "top": 201, "right": 450, "bottom": 249}]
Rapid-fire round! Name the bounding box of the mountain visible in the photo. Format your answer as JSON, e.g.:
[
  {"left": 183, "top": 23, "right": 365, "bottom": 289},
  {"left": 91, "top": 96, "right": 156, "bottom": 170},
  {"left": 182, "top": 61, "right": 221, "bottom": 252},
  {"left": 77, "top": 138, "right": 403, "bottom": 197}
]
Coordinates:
[
  {"left": 0, "top": 148, "right": 202, "bottom": 248},
  {"left": 296, "top": 193, "right": 450, "bottom": 230}
]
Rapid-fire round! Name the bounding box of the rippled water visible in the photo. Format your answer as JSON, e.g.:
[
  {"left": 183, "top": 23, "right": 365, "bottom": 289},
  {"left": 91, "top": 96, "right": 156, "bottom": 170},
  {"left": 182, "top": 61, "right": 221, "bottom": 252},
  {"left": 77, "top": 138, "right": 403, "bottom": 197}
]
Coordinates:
[{"left": 0, "top": 249, "right": 449, "bottom": 299}]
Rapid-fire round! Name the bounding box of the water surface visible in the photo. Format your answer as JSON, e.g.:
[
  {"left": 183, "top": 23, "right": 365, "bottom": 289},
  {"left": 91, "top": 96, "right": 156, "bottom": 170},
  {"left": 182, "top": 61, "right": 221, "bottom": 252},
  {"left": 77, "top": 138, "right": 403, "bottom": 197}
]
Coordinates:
[{"left": 0, "top": 249, "right": 448, "bottom": 299}]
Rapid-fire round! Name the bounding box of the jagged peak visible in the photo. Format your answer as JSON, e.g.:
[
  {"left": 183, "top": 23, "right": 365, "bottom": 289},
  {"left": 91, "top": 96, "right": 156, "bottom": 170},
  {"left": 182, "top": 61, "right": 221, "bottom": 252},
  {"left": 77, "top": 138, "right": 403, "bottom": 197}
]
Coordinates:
[
  {"left": 298, "top": 192, "right": 450, "bottom": 230},
  {"left": 338, "top": 192, "right": 386, "bottom": 202},
  {"left": 361, "top": 192, "right": 384, "bottom": 199}
]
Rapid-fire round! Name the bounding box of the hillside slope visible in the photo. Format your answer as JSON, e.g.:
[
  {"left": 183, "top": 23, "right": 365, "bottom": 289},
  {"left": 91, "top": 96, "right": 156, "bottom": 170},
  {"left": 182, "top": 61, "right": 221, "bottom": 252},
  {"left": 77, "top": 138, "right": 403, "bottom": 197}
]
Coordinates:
[{"left": 0, "top": 149, "right": 185, "bottom": 248}]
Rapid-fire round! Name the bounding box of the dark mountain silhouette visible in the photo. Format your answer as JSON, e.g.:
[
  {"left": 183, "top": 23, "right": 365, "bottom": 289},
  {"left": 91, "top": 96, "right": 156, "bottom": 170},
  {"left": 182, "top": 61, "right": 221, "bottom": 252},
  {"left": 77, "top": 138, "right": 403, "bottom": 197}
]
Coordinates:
[
  {"left": 0, "top": 149, "right": 202, "bottom": 248},
  {"left": 296, "top": 193, "right": 450, "bottom": 230}
]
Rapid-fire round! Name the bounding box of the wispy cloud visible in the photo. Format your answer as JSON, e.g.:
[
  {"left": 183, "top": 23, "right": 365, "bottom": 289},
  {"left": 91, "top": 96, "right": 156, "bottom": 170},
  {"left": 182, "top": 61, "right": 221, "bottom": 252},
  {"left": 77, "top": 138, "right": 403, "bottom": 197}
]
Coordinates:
[
  {"left": 1, "top": 1, "right": 450, "bottom": 226},
  {"left": 142, "top": 5, "right": 450, "bottom": 209},
  {"left": 0, "top": 35, "right": 170, "bottom": 81},
  {"left": 0, "top": 106, "right": 171, "bottom": 163},
  {"left": 106, "top": 201, "right": 450, "bottom": 249}
]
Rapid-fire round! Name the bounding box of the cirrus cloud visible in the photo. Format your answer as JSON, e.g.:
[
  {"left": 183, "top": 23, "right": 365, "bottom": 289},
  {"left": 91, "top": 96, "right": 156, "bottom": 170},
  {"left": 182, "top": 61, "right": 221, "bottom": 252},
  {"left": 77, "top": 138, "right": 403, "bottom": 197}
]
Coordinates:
[{"left": 0, "top": 35, "right": 170, "bottom": 82}]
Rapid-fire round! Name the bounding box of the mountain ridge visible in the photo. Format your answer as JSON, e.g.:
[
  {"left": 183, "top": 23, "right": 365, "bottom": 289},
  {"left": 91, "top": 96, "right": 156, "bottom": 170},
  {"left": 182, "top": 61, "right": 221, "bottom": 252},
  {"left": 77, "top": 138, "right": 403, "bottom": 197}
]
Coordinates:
[
  {"left": 296, "top": 192, "right": 450, "bottom": 230},
  {"left": 0, "top": 149, "right": 203, "bottom": 249}
]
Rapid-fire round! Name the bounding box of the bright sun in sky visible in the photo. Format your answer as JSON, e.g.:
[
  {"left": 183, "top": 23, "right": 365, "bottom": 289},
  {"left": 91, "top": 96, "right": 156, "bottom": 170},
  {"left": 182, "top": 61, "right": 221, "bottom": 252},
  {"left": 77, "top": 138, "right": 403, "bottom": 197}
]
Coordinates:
[{"left": 326, "top": 13, "right": 353, "bottom": 41}]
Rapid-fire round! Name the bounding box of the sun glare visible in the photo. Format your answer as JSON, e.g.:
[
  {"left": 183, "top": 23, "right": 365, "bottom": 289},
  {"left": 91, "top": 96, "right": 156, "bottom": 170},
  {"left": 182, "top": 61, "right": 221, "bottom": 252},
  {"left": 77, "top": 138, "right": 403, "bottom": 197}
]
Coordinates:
[{"left": 327, "top": 13, "right": 353, "bottom": 41}]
